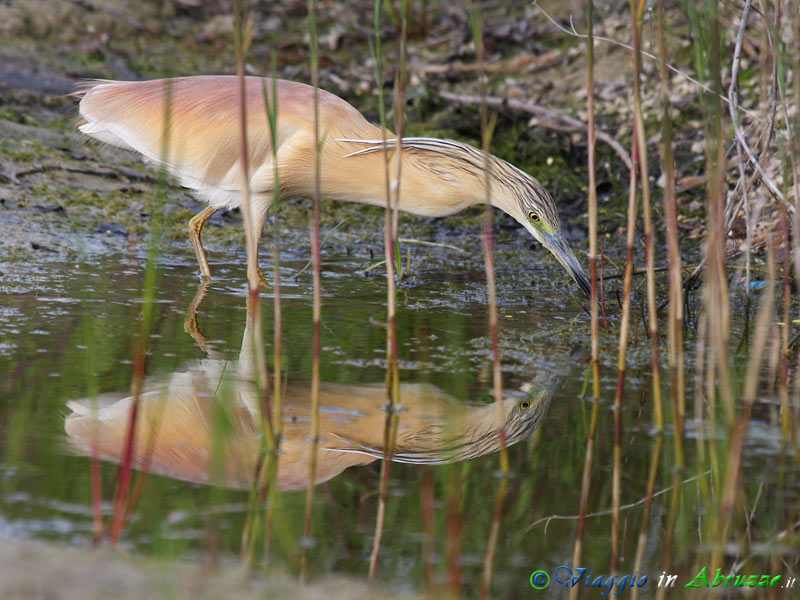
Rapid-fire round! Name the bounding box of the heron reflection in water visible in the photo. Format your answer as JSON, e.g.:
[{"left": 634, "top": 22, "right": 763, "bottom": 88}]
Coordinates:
[{"left": 65, "top": 293, "right": 552, "bottom": 490}]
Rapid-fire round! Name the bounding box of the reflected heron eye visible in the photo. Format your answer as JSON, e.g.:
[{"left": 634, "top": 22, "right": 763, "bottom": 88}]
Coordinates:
[{"left": 528, "top": 211, "right": 540, "bottom": 223}]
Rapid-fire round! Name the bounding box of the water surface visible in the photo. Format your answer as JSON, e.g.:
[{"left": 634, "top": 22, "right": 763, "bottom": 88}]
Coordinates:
[{"left": 0, "top": 229, "right": 795, "bottom": 597}]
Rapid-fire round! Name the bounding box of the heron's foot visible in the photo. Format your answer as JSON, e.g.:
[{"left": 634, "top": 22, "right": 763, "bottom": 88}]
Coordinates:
[
  {"left": 195, "top": 259, "right": 212, "bottom": 281},
  {"left": 257, "top": 267, "right": 270, "bottom": 288}
]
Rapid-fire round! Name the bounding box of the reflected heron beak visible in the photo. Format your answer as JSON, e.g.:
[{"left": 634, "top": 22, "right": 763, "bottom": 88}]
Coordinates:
[{"left": 543, "top": 233, "right": 591, "bottom": 298}]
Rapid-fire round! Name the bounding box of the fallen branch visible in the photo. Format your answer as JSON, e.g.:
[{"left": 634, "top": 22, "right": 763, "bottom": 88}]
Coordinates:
[
  {"left": 417, "top": 51, "right": 559, "bottom": 76},
  {"left": 9, "top": 163, "right": 154, "bottom": 184},
  {"left": 439, "top": 90, "right": 632, "bottom": 169},
  {"left": 397, "top": 237, "right": 465, "bottom": 252},
  {"left": 532, "top": 1, "right": 765, "bottom": 125},
  {"left": 521, "top": 470, "right": 710, "bottom": 535}
]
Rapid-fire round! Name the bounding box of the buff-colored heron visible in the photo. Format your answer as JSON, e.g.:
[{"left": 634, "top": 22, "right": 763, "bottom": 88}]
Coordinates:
[{"left": 76, "top": 76, "right": 590, "bottom": 296}]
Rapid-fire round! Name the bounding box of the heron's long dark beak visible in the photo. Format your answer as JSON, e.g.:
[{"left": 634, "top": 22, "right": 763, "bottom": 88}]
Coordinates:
[{"left": 543, "top": 233, "right": 591, "bottom": 298}]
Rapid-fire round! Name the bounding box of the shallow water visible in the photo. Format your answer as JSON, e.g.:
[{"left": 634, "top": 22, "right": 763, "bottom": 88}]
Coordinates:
[{"left": 0, "top": 226, "right": 797, "bottom": 597}]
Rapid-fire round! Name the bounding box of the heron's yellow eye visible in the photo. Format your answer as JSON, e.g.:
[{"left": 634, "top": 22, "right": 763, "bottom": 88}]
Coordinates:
[
  {"left": 519, "top": 400, "right": 531, "bottom": 410},
  {"left": 528, "top": 211, "right": 540, "bottom": 223}
]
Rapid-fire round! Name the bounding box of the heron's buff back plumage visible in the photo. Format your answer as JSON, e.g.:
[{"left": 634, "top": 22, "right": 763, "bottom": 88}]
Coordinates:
[
  {"left": 77, "top": 76, "right": 549, "bottom": 221},
  {"left": 78, "top": 76, "right": 379, "bottom": 210}
]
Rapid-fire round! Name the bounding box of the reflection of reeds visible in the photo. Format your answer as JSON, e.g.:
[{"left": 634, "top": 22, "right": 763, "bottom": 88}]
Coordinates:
[
  {"left": 446, "top": 462, "right": 466, "bottom": 595},
  {"left": 301, "top": 0, "right": 323, "bottom": 581},
  {"left": 713, "top": 244, "right": 776, "bottom": 570},
  {"left": 420, "top": 466, "right": 435, "bottom": 590},
  {"left": 83, "top": 312, "right": 103, "bottom": 544}
]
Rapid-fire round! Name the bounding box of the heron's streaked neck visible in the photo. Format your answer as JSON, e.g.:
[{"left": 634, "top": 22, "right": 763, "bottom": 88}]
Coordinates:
[
  {"left": 320, "top": 135, "right": 539, "bottom": 220},
  {"left": 393, "top": 138, "right": 536, "bottom": 218}
]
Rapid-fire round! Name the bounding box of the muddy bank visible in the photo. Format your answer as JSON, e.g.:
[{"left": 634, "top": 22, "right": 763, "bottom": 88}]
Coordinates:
[
  {"left": 0, "top": 0, "right": 638, "bottom": 274},
  {"left": 0, "top": 537, "right": 412, "bottom": 600}
]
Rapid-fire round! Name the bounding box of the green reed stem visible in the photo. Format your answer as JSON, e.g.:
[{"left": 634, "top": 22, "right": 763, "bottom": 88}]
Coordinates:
[
  {"left": 233, "top": 0, "right": 276, "bottom": 568},
  {"left": 657, "top": 0, "right": 685, "bottom": 468},
  {"left": 586, "top": 0, "right": 599, "bottom": 400},
  {"left": 712, "top": 245, "right": 776, "bottom": 571},
  {"left": 234, "top": 0, "right": 259, "bottom": 294},
  {"left": 301, "top": 0, "right": 322, "bottom": 581},
  {"left": 632, "top": 8, "right": 667, "bottom": 584},
  {"left": 368, "top": 0, "right": 404, "bottom": 579},
  {"left": 690, "top": 0, "right": 730, "bottom": 575},
  {"left": 262, "top": 54, "right": 283, "bottom": 560},
  {"left": 703, "top": 0, "right": 735, "bottom": 426},
  {"left": 108, "top": 80, "right": 171, "bottom": 547}
]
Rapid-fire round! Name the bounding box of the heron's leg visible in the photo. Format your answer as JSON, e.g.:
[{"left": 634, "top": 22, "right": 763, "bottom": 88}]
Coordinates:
[
  {"left": 188, "top": 206, "right": 220, "bottom": 280},
  {"left": 250, "top": 203, "right": 273, "bottom": 288}
]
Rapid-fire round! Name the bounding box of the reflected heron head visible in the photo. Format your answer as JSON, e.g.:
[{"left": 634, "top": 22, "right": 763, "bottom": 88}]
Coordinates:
[{"left": 329, "top": 386, "right": 553, "bottom": 466}]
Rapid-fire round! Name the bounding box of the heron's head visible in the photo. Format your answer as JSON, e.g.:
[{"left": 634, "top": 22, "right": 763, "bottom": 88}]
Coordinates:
[
  {"left": 516, "top": 193, "right": 591, "bottom": 298},
  {"left": 501, "top": 387, "right": 552, "bottom": 446}
]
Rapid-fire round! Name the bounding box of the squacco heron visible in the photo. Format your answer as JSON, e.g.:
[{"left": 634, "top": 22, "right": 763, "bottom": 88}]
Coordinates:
[{"left": 76, "top": 76, "right": 590, "bottom": 296}]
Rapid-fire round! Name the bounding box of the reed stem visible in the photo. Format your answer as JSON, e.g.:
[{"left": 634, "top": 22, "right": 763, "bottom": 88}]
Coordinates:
[
  {"left": 631, "top": 0, "right": 663, "bottom": 434},
  {"left": 467, "top": 3, "right": 508, "bottom": 597},
  {"left": 234, "top": 1, "right": 258, "bottom": 294},
  {"left": 108, "top": 80, "right": 172, "bottom": 547},
  {"left": 368, "top": 0, "right": 404, "bottom": 578},
  {"left": 657, "top": 0, "right": 684, "bottom": 468},
  {"left": 712, "top": 245, "right": 776, "bottom": 570},
  {"left": 570, "top": 3, "right": 599, "bottom": 592},
  {"left": 301, "top": 0, "right": 322, "bottom": 581},
  {"left": 611, "top": 100, "right": 639, "bottom": 574}
]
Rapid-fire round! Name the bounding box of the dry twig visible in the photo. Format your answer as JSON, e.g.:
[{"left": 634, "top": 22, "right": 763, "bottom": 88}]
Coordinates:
[{"left": 439, "top": 90, "right": 632, "bottom": 169}]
